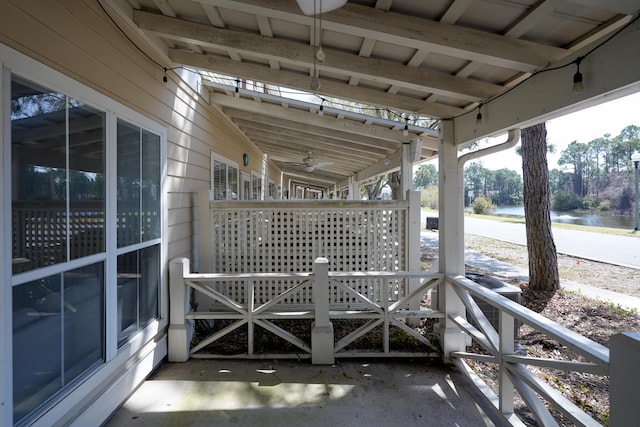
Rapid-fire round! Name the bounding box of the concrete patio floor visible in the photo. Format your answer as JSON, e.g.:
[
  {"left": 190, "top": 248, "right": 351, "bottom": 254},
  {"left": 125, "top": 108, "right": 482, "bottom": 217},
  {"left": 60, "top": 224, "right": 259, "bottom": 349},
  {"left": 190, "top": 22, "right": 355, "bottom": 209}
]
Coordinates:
[{"left": 105, "top": 358, "right": 502, "bottom": 426}]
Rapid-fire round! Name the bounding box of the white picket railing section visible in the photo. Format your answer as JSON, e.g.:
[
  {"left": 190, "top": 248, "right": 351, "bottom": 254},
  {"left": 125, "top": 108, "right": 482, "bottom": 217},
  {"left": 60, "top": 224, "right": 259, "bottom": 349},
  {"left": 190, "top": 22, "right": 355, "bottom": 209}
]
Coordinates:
[
  {"left": 169, "top": 257, "right": 443, "bottom": 361},
  {"left": 164, "top": 191, "right": 640, "bottom": 426},
  {"left": 169, "top": 261, "right": 640, "bottom": 426}
]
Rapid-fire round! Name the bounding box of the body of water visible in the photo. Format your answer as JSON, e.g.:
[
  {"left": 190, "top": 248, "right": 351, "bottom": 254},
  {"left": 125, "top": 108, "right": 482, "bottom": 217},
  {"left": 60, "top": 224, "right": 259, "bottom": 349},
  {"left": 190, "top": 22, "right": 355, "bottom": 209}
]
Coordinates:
[{"left": 493, "top": 205, "right": 636, "bottom": 230}]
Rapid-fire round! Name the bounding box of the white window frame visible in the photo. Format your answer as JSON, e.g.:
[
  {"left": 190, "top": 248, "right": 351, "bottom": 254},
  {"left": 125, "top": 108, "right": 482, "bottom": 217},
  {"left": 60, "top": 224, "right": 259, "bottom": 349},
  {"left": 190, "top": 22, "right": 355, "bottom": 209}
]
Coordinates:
[
  {"left": 210, "top": 152, "right": 239, "bottom": 201},
  {"left": 0, "top": 43, "right": 167, "bottom": 427}
]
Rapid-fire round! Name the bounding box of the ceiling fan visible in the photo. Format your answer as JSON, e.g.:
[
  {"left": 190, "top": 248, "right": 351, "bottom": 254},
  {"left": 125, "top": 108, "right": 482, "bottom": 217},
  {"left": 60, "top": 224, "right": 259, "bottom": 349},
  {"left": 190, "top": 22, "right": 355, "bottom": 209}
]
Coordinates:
[
  {"left": 296, "top": 0, "right": 347, "bottom": 15},
  {"left": 287, "top": 151, "right": 334, "bottom": 173}
]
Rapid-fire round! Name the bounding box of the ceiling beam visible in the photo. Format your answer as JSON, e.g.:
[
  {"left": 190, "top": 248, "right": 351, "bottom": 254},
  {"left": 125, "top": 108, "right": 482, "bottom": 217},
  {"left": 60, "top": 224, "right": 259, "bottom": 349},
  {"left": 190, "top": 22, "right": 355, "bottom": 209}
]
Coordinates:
[
  {"left": 193, "top": 0, "right": 568, "bottom": 72},
  {"left": 212, "top": 94, "right": 412, "bottom": 143},
  {"left": 237, "top": 121, "right": 391, "bottom": 157},
  {"left": 182, "top": 50, "right": 463, "bottom": 117},
  {"left": 222, "top": 108, "right": 403, "bottom": 151},
  {"left": 134, "top": 10, "right": 503, "bottom": 101}
]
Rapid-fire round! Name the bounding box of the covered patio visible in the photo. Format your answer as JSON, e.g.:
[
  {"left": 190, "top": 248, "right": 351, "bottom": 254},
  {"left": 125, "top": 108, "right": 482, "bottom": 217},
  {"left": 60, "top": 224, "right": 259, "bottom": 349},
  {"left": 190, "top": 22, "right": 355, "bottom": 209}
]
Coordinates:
[
  {"left": 106, "top": 358, "right": 500, "bottom": 427},
  {"left": 2, "top": 1, "right": 640, "bottom": 426}
]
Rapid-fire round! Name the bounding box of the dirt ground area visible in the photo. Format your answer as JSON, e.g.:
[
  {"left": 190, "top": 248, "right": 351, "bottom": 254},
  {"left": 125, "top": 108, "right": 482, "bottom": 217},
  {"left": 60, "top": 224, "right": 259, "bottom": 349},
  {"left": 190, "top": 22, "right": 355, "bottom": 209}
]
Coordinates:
[{"left": 453, "top": 234, "right": 640, "bottom": 425}]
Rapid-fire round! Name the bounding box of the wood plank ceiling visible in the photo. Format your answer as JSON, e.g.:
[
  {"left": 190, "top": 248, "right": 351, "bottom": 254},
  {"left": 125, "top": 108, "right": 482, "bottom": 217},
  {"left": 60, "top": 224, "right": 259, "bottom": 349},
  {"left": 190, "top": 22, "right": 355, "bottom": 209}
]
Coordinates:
[{"left": 103, "top": 0, "right": 638, "bottom": 188}]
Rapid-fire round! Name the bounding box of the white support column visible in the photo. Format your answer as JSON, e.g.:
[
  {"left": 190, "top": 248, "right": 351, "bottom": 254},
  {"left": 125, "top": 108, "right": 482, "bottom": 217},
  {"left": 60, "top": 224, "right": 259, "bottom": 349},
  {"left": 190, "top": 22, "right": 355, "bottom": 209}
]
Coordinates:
[
  {"left": 401, "top": 143, "right": 412, "bottom": 199},
  {"left": 348, "top": 176, "right": 358, "bottom": 200},
  {"left": 312, "top": 257, "right": 334, "bottom": 364},
  {"left": 437, "top": 121, "right": 467, "bottom": 362},
  {"left": 610, "top": 332, "right": 640, "bottom": 425},
  {"left": 197, "top": 191, "right": 213, "bottom": 273},
  {"left": 168, "top": 258, "right": 193, "bottom": 362},
  {"left": 406, "top": 190, "right": 421, "bottom": 319}
]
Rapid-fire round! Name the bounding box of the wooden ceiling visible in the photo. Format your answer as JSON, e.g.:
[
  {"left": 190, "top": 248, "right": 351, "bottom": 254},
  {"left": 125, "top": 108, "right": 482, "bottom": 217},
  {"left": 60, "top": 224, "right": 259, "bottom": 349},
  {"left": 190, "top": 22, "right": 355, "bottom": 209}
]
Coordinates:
[{"left": 102, "top": 0, "right": 638, "bottom": 187}]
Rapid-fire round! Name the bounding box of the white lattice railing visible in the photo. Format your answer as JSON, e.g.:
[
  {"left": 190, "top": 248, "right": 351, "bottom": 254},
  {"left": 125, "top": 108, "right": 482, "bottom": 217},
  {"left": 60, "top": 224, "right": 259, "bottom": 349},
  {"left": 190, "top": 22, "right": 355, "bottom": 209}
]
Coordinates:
[{"left": 199, "top": 196, "right": 412, "bottom": 276}]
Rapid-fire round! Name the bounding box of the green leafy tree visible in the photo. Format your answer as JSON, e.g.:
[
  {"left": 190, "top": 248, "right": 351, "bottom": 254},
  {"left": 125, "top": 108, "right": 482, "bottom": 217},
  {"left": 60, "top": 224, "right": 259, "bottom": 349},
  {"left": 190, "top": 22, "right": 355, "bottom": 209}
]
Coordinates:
[
  {"left": 413, "top": 163, "right": 437, "bottom": 188},
  {"left": 492, "top": 168, "right": 523, "bottom": 205}
]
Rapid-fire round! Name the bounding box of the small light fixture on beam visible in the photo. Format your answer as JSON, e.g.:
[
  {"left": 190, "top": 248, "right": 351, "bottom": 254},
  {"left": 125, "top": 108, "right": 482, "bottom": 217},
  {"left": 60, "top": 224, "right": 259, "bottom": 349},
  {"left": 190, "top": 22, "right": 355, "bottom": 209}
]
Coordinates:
[
  {"left": 476, "top": 104, "right": 482, "bottom": 124},
  {"left": 572, "top": 57, "right": 584, "bottom": 94},
  {"left": 403, "top": 118, "right": 409, "bottom": 137},
  {"left": 234, "top": 78, "right": 241, "bottom": 98},
  {"left": 318, "top": 100, "right": 324, "bottom": 116}
]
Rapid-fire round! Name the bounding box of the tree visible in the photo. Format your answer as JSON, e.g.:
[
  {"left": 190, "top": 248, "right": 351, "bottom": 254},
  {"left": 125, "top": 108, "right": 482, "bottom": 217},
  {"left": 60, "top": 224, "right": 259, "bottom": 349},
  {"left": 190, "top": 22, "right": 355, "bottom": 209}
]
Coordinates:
[
  {"left": 413, "top": 163, "right": 437, "bottom": 188},
  {"left": 492, "top": 168, "right": 523, "bottom": 205},
  {"left": 558, "top": 141, "right": 588, "bottom": 197},
  {"left": 521, "top": 123, "right": 559, "bottom": 291},
  {"left": 362, "top": 175, "right": 386, "bottom": 200}
]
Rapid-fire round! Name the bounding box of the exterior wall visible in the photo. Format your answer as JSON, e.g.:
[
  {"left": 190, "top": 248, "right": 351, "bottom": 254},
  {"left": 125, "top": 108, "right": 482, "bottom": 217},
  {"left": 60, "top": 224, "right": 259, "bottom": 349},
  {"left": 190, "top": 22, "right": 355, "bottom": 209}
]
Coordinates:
[{"left": 0, "top": 0, "right": 281, "bottom": 425}]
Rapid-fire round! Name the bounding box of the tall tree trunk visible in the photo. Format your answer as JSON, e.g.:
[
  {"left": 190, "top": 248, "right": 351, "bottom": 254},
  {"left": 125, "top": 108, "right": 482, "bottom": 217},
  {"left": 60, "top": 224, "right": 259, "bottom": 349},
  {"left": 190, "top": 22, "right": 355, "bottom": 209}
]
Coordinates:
[
  {"left": 521, "top": 123, "right": 560, "bottom": 291},
  {"left": 388, "top": 171, "right": 401, "bottom": 200}
]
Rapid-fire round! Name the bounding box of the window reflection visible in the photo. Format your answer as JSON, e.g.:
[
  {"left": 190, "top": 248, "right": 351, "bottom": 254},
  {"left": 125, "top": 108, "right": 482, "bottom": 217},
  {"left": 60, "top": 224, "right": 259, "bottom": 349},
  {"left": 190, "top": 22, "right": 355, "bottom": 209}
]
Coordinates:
[
  {"left": 117, "top": 246, "right": 159, "bottom": 346},
  {"left": 12, "top": 263, "right": 104, "bottom": 423},
  {"left": 11, "top": 75, "right": 106, "bottom": 272}
]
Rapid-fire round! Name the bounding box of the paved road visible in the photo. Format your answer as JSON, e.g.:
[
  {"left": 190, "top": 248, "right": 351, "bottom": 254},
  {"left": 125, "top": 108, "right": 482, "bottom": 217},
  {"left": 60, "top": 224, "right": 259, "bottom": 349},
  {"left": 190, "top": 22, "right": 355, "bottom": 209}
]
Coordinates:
[
  {"left": 464, "top": 216, "right": 640, "bottom": 269},
  {"left": 422, "top": 212, "right": 640, "bottom": 268}
]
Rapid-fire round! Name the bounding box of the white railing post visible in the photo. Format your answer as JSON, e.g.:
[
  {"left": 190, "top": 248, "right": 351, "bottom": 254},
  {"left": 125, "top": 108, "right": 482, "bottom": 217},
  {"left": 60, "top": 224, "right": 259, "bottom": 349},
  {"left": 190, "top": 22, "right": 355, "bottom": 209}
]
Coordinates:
[
  {"left": 406, "top": 190, "right": 421, "bottom": 324},
  {"left": 312, "top": 257, "right": 334, "bottom": 364},
  {"left": 168, "top": 257, "right": 193, "bottom": 362},
  {"left": 610, "top": 332, "right": 640, "bottom": 425},
  {"left": 197, "top": 191, "right": 213, "bottom": 273},
  {"left": 498, "top": 310, "right": 515, "bottom": 415}
]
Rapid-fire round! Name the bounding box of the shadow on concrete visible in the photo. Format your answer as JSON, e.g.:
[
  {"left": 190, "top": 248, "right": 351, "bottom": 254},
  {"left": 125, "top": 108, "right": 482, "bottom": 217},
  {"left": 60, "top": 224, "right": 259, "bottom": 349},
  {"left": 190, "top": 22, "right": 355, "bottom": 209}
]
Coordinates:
[{"left": 106, "top": 359, "right": 503, "bottom": 427}]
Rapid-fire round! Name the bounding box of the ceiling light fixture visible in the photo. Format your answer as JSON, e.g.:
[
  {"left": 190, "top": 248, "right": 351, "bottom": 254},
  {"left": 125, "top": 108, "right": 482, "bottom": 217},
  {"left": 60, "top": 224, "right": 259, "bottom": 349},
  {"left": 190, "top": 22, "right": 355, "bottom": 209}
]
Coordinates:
[
  {"left": 403, "top": 118, "right": 409, "bottom": 137},
  {"left": 318, "top": 99, "right": 325, "bottom": 116},
  {"left": 296, "top": 0, "right": 347, "bottom": 15},
  {"left": 234, "top": 78, "right": 241, "bottom": 98},
  {"left": 572, "top": 57, "right": 584, "bottom": 94},
  {"left": 476, "top": 105, "right": 482, "bottom": 123}
]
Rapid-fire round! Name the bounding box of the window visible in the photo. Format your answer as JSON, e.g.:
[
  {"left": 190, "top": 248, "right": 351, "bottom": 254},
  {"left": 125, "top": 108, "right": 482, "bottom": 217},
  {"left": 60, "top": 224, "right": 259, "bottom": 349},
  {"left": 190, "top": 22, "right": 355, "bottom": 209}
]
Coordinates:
[
  {"left": 210, "top": 153, "right": 238, "bottom": 200},
  {"left": 11, "top": 76, "right": 106, "bottom": 272},
  {"left": 116, "top": 119, "right": 161, "bottom": 347},
  {"left": 251, "top": 172, "right": 263, "bottom": 200},
  {"left": 9, "top": 74, "right": 163, "bottom": 425},
  {"left": 13, "top": 263, "right": 104, "bottom": 423},
  {"left": 117, "top": 246, "right": 159, "bottom": 345},
  {"left": 10, "top": 75, "right": 107, "bottom": 425}
]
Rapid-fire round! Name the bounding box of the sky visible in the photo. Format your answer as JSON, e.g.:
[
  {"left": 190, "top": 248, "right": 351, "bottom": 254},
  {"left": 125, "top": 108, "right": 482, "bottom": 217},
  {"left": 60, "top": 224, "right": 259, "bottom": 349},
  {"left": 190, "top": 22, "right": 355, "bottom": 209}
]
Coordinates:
[{"left": 471, "top": 91, "right": 640, "bottom": 172}]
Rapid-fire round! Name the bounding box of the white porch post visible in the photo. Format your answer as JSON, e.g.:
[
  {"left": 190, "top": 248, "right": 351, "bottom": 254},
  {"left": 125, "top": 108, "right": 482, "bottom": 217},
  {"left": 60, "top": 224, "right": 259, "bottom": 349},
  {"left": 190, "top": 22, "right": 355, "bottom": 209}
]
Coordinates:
[
  {"left": 348, "top": 176, "right": 358, "bottom": 200},
  {"left": 610, "top": 332, "right": 640, "bottom": 424},
  {"left": 312, "top": 257, "right": 334, "bottom": 364},
  {"left": 437, "top": 121, "right": 467, "bottom": 361},
  {"left": 407, "top": 189, "right": 422, "bottom": 318},
  {"left": 401, "top": 138, "right": 422, "bottom": 199},
  {"left": 168, "top": 257, "right": 193, "bottom": 362},
  {"left": 401, "top": 143, "right": 412, "bottom": 199},
  {"left": 197, "top": 191, "right": 213, "bottom": 273}
]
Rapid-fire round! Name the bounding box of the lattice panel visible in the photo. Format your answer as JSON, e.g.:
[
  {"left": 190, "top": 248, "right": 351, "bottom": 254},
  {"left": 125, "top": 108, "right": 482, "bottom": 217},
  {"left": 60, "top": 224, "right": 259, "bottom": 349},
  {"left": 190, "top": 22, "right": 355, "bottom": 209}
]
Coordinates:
[{"left": 208, "top": 202, "right": 408, "bottom": 305}]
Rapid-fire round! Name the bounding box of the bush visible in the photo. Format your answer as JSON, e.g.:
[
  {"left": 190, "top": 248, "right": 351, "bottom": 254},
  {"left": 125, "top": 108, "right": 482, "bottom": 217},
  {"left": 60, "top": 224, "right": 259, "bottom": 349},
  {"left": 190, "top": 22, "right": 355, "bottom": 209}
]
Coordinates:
[
  {"left": 421, "top": 185, "right": 439, "bottom": 210},
  {"left": 552, "top": 192, "right": 580, "bottom": 211},
  {"left": 596, "top": 199, "right": 611, "bottom": 213},
  {"left": 471, "top": 196, "right": 495, "bottom": 215}
]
